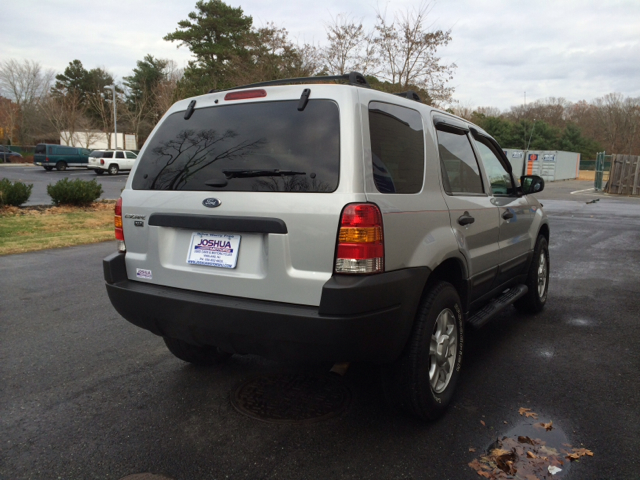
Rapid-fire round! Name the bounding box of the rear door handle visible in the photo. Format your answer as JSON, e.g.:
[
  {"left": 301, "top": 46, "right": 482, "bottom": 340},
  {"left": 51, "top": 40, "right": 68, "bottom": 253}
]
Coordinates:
[
  {"left": 458, "top": 212, "right": 475, "bottom": 226},
  {"left": 502, "top": 210, "right": 514, "bottom": 220}
]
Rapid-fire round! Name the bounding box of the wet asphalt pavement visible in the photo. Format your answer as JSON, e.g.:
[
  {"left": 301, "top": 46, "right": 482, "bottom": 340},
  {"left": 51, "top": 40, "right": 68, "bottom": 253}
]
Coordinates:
[
  {"left": 0, "top": 164, "right": 127, "bottom": 205},
  {"left": 1, "top": 180, "right": 639, "bottom": 479}
]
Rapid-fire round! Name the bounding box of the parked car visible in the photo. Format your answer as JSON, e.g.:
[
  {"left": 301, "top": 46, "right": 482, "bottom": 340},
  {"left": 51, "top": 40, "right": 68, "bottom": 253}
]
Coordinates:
[
  {"left": 34, "top": 144, "right": 91, "bottom": 171},
  {"left": 87, "top": 149, "right": 138, "bottom": 175},
  {"left": 103, "top": 72, "right": 550, "bottom": 420},
  {"left": 0, "top": 146, "right": 22, "bottom": 163}
]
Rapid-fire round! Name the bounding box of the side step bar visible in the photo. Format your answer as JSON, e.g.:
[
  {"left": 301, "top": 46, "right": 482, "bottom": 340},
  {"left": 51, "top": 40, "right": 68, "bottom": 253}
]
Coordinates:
[{"left": 467, "top": 284, "right": 528, "bottom": 329}]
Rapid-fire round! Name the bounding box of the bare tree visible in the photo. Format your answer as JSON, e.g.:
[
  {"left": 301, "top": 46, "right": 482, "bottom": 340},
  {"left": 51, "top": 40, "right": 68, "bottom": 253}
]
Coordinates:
[
  {"left": 373, "top": 3, "right": 456, "bottom": 104},
  {"left": 0, "top": 59, "right": 54, "bottom": 143},
  {"left": 592, "top": 93, "right": 640, "bottom": 154},
  {"left": 0, "top": 96, "right": 19, "bottom": 144},
  {"left": 87, "top": 86, "right": 120, "bottom": 148},
  {"left": 323, "top": 14, "right": 376, "bottom": 75},
  {"left": 40, "top": 90, "right": 88, "bottom": 146},
  {"left": 475, "top": 106, "right": 502, "bottom": 118},
  {"left": 155, "top": 61, "right": 184, "bottom": 119}
]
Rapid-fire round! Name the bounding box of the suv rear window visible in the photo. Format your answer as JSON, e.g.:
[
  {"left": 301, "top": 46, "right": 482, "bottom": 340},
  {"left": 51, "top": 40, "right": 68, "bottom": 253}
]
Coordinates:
[
  {"left": 132, "top": 100, "right": 340, "bottom": 192},
  {"left": 35, "top": 145, "right": 46, "bottom": 154},
  {"left": 90, "top": 151, "right": 114, "bottom": 158}
]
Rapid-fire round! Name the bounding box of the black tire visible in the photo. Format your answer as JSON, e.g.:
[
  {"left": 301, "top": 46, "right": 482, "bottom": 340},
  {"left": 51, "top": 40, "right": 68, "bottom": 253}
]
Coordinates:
[
  {"left": 514, "top": 235, "right": 549, "bottom": 313},
  {"left": 44, "top": 166, "right": 53, "bottom": 171},
  {"left": 382, "top": 281, "right": 464, "bottom": 420},
  {"left": 56, "top": 161, "right": 67, "bottom": 171},
  {"left": 163, "top": 337, "right": 232, "bottom": 366},
  {"left": 95, "top": 169, "right": 104, "bottom": 175},
  {"left": 108, "top": 164, "right": 119, "bottom": 175}
]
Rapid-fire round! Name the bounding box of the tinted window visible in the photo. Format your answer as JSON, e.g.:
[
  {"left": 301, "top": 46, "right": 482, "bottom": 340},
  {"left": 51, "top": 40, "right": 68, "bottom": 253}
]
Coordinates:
[
  {"left": 132, "top": 100, "right": 340, "bottom": 192},
  {"left": 126, "top": 151, "right": 137, "bottom": 159},
  {"left": 436, "top": 129, "right": 484, "bottom": 194},
  {"left": 474, "top": 138, "right": 515, "bottom": 195},
  {"left": 369, "top": 102, "right": 424, "bottom": 194},
  {"left": 116, "top": 151, "right": 125, "bottom": 159},
  {"left": 35, "top": 144, "right": 46, "bottom": 154},
  {"left": 90, "top": 151, "right": 113, "bottom": 158},
  {"left": 55, "top": 146, "right": 76, "bottom": 155}
]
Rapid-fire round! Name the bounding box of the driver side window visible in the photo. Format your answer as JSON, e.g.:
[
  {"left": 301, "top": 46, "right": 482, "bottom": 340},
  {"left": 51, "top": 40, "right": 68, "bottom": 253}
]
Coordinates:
[{"left": 474, "top": 139, "right": 515, "bottom": 196}]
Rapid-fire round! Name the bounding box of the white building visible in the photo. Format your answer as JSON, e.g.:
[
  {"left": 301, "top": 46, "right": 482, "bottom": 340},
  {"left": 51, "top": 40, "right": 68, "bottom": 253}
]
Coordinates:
[{"left": 60, "top": 131, "right": 137, "bottom": 150}]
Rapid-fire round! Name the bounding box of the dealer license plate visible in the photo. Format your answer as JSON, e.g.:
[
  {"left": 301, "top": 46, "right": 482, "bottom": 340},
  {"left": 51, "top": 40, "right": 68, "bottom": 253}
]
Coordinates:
[{"left": 186, "top": 232, "right": 241, "bottom": 269}]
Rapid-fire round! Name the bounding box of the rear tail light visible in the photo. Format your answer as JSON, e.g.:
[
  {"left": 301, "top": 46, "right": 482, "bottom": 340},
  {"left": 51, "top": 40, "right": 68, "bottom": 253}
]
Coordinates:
[
  {"left": 45, "top": 157, "right": 49, "bottom": 162},
  {"left": 335, "top": 203, "right": 384, "bottom": 274},
  {"left": 100, "top": 159, "right": 105, "bottom": 165},
  {"left": 114, "top": 197, "right": 126, "bottom": 252}
]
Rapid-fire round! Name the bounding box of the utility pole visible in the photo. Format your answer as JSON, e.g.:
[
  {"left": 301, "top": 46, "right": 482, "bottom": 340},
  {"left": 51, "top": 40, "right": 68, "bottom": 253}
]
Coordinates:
[{"left": 104, "top": 85, "right": 118, "bottom": 150}]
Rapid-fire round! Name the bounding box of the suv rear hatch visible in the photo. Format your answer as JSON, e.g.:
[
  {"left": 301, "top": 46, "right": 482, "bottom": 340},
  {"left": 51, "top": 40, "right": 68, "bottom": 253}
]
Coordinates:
[
  {"left": 121, "top": 87, "right": 363, "bottom": 307},
  {"left": 88, "top": 150, "right": 113, "bottom": 168}
]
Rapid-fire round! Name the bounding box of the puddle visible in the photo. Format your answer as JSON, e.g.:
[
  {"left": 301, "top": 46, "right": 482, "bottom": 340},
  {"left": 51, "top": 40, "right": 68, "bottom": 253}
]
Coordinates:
[
  {"left": 469, "top": 410, "right": 593, "bottom": 479},
  {"left": 566, "top": 318, "right": 598, "bottom": 327},
  {"left": 119, "top": 475, "right": 174, "bottom": 480}
]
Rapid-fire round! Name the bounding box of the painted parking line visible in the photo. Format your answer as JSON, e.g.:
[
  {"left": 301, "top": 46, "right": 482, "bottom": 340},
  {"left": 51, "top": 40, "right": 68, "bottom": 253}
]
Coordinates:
[{"left": 571, "top": 188, "right": 597, "bottom": 194}]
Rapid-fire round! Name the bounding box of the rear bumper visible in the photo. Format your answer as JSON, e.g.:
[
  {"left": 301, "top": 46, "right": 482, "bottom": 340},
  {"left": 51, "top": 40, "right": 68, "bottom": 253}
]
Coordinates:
[{"left": 104, "top": 252, "right": 430, "bottom": 363}]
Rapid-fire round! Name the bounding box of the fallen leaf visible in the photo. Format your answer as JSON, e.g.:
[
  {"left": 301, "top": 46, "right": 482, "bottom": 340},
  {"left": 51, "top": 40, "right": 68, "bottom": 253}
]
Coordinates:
[
  {"left": 548, "top": 465, "right": 562, "bottom": 475},
  {"left": 491, "top": 448, "right": 511, "bottom": 457},
  {"left": 480, "top": 420, "right": 486, "bottom": 426},
  {"left": 525, "top": 475, "right": 541, "bottom": 480},
  {"left": 518, "top": 407, "right": 538, "bottom": 419},
  {"left": 503, "top": 421, "right": 508, "bottom": 424},
  {"left": 518, "top": 436, "right": 536, "bottom": 445},
  {"left": 567, "top": 448, "right": 594, "bottom": 460},
  {"left": 562, "top": 443, "right": 573, "bottom": 448},
  {"left": 477, "top": 472, "right": 492, "bottom": 478},
  {"left": 469, "top": 447, "right": 476, "bottom": 452},
  {"left": 526, "top": 451, "right": 537, "bottom": 459},
  {"left": 540, "top": 421, "right": 553, "bottom": 431}
]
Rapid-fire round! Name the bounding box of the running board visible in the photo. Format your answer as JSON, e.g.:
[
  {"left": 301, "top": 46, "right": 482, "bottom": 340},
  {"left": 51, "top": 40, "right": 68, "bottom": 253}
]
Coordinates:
[{"left": 467, "top": 284, "right": 528, "bottom": 329}]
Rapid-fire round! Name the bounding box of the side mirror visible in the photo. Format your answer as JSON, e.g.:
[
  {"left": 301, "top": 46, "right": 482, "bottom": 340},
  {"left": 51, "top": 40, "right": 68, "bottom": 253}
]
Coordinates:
[{"left": 520, "top": 175, "right": 545, "bottom": 195}]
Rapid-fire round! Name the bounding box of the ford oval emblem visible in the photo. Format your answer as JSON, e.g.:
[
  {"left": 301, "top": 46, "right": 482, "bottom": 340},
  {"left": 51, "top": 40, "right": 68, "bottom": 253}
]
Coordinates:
[{"left": 202, "top": 198, "right": 221, "bottom": 208}]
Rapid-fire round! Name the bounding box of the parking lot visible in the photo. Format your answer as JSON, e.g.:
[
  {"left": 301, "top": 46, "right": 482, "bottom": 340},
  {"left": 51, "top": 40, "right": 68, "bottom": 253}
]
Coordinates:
[
  {"left": 1, "top": 180, "right": 639, "bottom": 479},
  {"left": 0, "top": 163, "right": 127, "bottom": 205}
]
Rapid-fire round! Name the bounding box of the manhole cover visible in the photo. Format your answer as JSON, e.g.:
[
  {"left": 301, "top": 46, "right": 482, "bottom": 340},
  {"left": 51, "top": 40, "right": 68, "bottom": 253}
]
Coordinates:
[{"left": 231, "top": 373, "right": 351, "bottom": 424}]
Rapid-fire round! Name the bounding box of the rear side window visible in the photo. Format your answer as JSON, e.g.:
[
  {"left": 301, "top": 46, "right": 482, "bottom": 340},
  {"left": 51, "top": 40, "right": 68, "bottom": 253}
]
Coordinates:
[
  {"left": 436, "top": 129, "right": 484, "bottom": 195},
  {"left": 90, "top": 151, "right": 114, "bottom": 158},
  {"left": 126, "top": 152, "right": 137, "bottom": 159},
  {"left": 54, "top": 146, "right": 77, "bottom": 155},
  {"left": 116, "top": 151, "right": 124, "bottom": 159},
  {"left": 132, "top": 100, "right": 340, "bottom": 192},
  {"left": 369, "top": 102, "right": 424, "bottom": 194},
  {"left": 35, "top": 144, "right": 46, "bottom": 154}
]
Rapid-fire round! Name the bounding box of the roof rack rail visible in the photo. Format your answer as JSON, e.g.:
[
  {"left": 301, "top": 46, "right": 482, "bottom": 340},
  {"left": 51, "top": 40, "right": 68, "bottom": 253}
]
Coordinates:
[
  {"left": 209, "top": 71, "right": 371, "bottom": 93},
  {"left": 393, "top": 91, "right": 422, "bottom": 103}
]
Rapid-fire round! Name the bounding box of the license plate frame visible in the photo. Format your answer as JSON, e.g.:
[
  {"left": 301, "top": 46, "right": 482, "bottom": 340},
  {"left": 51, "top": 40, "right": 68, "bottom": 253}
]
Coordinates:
[{"left": 186, "top": 232, "right": 241, "bottom": 269}]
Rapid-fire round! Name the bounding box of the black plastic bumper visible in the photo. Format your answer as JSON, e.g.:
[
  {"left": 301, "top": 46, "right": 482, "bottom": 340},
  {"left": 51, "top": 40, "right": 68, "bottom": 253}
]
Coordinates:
[{"left": 104, "top": 252, "right": 430, "bottom": 363}]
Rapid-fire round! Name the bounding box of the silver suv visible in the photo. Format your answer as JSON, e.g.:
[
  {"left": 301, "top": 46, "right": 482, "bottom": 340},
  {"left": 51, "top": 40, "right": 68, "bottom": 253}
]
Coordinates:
[{"left": 103, "top": 73, "right": 549, "bottom": 420}]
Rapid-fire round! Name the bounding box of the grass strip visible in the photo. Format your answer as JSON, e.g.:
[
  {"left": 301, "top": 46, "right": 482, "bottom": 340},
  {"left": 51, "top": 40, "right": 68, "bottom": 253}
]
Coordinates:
[{"left": 0, "top": 201, "right": 115, "bottom": 256}]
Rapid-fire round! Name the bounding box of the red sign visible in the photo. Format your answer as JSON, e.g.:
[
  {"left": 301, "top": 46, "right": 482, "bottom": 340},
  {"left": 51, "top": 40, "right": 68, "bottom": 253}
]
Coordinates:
[{"left": 529, "top": 154, "right": 538, "bottom": 161}]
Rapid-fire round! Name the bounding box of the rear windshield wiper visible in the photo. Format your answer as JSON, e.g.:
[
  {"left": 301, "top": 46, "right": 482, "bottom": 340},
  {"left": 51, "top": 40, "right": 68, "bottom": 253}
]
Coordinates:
[{"left": 222, "top": 169, "right": 306, "bottom": 179}]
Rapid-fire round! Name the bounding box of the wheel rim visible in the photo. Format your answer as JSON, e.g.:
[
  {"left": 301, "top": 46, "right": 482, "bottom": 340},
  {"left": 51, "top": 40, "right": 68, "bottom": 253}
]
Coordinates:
[
  {"left": 429, "top": 308, "right": 458, "bottom": 394},
  {"left": 537, "top": 251, "right": 548, "bottom": 298}
]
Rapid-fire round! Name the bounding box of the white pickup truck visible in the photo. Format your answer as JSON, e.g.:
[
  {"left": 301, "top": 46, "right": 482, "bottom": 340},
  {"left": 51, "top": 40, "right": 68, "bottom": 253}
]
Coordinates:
[{"left": 88, "top": 149, "right": 138, "bottom": 175}]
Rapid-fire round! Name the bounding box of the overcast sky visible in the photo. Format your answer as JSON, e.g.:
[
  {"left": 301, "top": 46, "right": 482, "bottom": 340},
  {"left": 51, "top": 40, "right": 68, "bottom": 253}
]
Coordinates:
[{"left": 2, "top": 0, "right": 639, "bottom": 110}]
